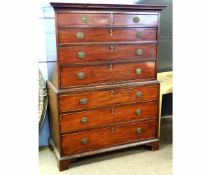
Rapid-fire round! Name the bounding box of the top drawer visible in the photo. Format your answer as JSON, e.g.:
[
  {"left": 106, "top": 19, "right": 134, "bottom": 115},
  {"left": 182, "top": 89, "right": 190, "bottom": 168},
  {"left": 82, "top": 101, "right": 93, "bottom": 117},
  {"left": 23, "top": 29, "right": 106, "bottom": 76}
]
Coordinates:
[
  {"left": 113, "top": 14, "right": 158, "bottom": 26},
  {"left": 57, "top": 13, "right": 111, "bottom": 27}
]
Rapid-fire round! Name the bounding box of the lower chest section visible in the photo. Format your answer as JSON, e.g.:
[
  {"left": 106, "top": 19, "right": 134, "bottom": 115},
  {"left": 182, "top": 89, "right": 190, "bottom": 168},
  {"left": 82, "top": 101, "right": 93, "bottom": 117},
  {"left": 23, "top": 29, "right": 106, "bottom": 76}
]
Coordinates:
[{"left": 50, "top": 81, "right": 160, "bottom": 156}]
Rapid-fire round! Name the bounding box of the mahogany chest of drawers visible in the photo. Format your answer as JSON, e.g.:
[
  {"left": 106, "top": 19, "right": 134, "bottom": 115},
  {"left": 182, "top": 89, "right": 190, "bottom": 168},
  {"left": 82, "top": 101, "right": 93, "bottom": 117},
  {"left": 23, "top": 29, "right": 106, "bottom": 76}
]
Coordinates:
[{"left": 43, "top": 2, "right": 165, "bottom": 171}]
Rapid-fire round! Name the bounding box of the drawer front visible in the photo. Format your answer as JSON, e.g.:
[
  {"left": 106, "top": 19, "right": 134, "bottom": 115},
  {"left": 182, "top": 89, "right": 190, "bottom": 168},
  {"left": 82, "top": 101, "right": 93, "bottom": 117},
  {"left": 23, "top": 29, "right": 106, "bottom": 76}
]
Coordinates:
[
  {"left": 57, "top": 13, "right": 111, "bottom": 27},
  {"left": 58, "top": 28, "right": 110, "bottom": 43},
  {"left": 58, "top": 28, "right": 157, "bottom": 44},
  {"left": 60, "top": 62, "right": 156, "bottom": 87},
  {"left": 61, "top": 120, "right": 157, "bottom": 155},
  {"left": 59, "top": 83, "right": 159, "bottom": 113},
  {"left": 58, "top": 44, "right": 157, "bottom": 64},
  {"left": 111, "top": 28, "right": 157, "bottom": 42},
  {"left": 61, "top": 101, "right": 158, "bottom": 133},
  {"left": 113, "top": 14, "right": 158, "bottom": 26}
]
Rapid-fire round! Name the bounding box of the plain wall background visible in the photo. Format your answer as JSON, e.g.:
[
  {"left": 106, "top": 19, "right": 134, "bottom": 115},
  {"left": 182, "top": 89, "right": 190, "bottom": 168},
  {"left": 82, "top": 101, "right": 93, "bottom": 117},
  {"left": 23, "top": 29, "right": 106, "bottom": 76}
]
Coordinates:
[{"left": 135, "top": 0, "right": 172, "bottom": 72}]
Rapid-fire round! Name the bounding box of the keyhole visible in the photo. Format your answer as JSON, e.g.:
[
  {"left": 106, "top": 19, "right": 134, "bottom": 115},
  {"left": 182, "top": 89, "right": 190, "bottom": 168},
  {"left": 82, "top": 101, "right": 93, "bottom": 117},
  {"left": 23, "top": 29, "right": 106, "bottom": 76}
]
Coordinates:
[
  {"left": 109, "top": 64, "right": 113, "bottom": 70},
  {"left": 111, "top": 107, "right": 115, "bottom": 114},
  {"left": 111, "top": 90, "right": 115, "bottom": 97},
  {"left": 110, "top": 29, "right": 113, "bottom": 37},
  {"left": 111, "top": 127, "right": 115, "bottom": 133},
  {"left": 109, "top": 45, "right": 114, "bottom": 53}
]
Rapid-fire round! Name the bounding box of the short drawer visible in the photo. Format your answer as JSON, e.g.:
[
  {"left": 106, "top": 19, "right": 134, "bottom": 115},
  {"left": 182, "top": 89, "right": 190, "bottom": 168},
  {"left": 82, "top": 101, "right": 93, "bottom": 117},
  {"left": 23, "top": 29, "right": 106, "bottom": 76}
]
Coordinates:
[
  {"left": 61, "top": 119, "right": 158, "bottom": 155},
  {"left": 113, "top": 14, "right": 158, "bottom": 26},
  {"left": 58, "top": 28, "right": 157, "bottom": 43},
  {"left": 58, "top": 44, "right": 157, "bottom": 64},
  {"left": 111, "top": 28, "right": 157, "bottom": 42},
  {"left": 57, "top": 13, "right": 111, "bottom": 27},
  {"left": 60, "top": 62, "right": 156, "bottom": 87},
  {"left": 60, "top": 101, "right": 158, "bottom": 133},
  {"left": 59, "top": 82, "right": 159, "bottom": 113}
]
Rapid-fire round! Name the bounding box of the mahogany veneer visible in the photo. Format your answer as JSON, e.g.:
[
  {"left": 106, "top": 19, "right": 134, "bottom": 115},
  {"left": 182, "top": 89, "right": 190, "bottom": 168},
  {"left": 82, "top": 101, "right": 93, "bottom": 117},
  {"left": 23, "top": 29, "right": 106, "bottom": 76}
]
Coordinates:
[
  {"left": 60, "top": 101, "right": 158, "bottom": 134},
  {"left": 61, "top": 119, "right": 158, "bottom": 155},
  {"left": 58, "top": 44, "right": 157, "bottom": 65},
  {"left": 44, "top": 2, "right": 166, "bottom": 171},
  {"left": 58, "top": 28, "right": 157, "bottom": 43},
  {"left": 57, "top": 13, "right": 111, "bottom": 27},
  {"left": 113, "top": 14, "right": 158, "bottom": 26},
  {"left": 59, "top": 83, "right": 159, "bottom": 112},
  {"left": 60, "top": 61, "right": 156, "bottom": 87}
]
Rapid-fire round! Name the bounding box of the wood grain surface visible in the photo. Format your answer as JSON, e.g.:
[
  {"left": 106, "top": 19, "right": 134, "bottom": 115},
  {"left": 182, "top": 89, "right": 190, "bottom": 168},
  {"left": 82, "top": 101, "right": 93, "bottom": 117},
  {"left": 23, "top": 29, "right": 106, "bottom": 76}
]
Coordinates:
[
  {"left": 59, "top": 83, "right": 159, "bottom": 112},
  {"left": 61, "top": 119, "right": 158, "bottom": 155},
  {"left": 58, "top": 28, "right": 157, "bottom": 43},
  {"left": 60, "top": 62, "right": 156, "bottom": 87},
  {"left": 60, "top": 101, "right": 158, "bottom": 133},
  {"left": 58, "top": 44, "right": 157, "bottom": 64}
]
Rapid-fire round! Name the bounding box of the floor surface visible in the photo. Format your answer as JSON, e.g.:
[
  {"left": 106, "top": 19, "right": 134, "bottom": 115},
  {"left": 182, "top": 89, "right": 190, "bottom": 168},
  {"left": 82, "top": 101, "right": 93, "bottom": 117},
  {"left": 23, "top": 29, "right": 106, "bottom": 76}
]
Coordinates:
[{"left": 39, "top": 116, "right": 172, "bottom": 175}]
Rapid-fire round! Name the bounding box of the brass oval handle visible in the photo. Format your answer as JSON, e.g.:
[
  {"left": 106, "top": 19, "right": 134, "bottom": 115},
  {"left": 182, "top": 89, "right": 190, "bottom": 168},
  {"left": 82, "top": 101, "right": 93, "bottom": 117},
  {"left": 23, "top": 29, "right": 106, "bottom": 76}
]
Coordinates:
[
  {"left": 81, "top": 138, "right": 89, "bottom": 144},
  {"left": 80, "top": 117, "right": 88, "bottom": 124},
  {"left": 77, "top": 51, "right": 86, "bottom": 59},
  {"left": 80, "top": 98, "right": 88, "bottom": 105},
  {"left": 77, "top": 72, "right": 85, "bottom": 79},
  {"left": 136, "top": 128, "right": 142, "bottom": 134},
  {"left": 136, "top": 48, "right": 143, "bottom": 55},
  {"left": 136, "top": 92, "right": 142, "bottom": 98},
  {"left": 133, "top": 17, "right": 140, "bottom": 23},
  {"left": 81, "top": 16, "right": 88, "bottom": 23},
  {"left": 135, "top": 68, "right": 142, "bottom": 75},
  {"left": 136, "top": 32, "right": 143, "bottom": 38},
  {"left": 136, "top": 109, "right": 142, "bottom": 116},
  {"left": 76, "top": 32, "right": 84, "bottom": 40}
]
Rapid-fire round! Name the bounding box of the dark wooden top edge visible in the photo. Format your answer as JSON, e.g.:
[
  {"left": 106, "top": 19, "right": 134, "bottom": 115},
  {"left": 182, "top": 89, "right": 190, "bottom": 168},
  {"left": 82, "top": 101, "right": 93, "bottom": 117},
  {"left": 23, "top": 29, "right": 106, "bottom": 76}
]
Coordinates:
[
  {"left": 49, "top": 2, "right": 166, "bottom": 11},
  {"left": 47, "top": 80, "right": 160, "bottom": 94}
]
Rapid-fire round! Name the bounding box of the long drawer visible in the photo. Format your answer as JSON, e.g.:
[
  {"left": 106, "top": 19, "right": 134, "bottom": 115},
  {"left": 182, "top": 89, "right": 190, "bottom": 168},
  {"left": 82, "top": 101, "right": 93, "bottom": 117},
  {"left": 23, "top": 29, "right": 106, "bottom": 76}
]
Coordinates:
[
  {"left": 61, "top": 119, "right": 158, "bottom": 155},
  {"left": 59, "top": 83, "right": 159, "bottom": 113},
  {"left": 60, "top": 101, "right": 158, "bottom": 133},
  {"left": 58, "top": 28, "right": 157, "bottom": 44},
  {"left": 60, "top": 62, "right": 156, "bottom": 88},
  {"left": 58, "top": 44, "right": 157, "bottom": 64}
]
